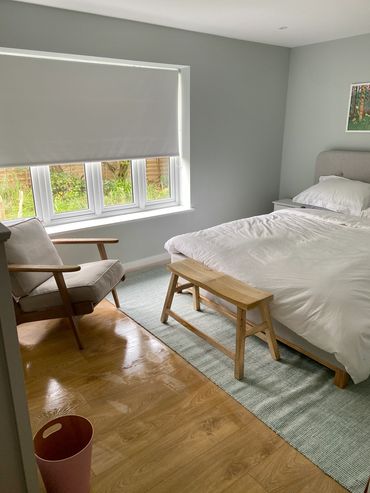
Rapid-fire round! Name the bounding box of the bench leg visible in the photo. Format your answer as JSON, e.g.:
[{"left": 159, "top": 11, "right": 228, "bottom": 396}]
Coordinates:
[
  {"left": 161, "top": 273, "right": 178, "bottom": 323},
  {"left": 193, "top": 285, "right": 201, "bottom": 311},
  {"left": 260, "top": 301, "right": 280, "bottom": 361},
  {"left": 176, "top": 280, "right": 192, "bottom": 293},
  {"left": 235, "top": 307, "right": 246, "bottom": 380}
]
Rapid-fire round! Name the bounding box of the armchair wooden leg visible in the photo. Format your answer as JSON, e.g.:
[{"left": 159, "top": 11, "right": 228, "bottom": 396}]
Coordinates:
[
  {"left": 54, "top": 271, "right": 84, "bottom": 350},
  {"left": 67, "top": 316, "right": 83, "bottom": 350},
  {"left": 112, "top": 288, "right": 120, "bottom": 308},
  {"left": 97, "top": 242, "right": 122, "bottom": 309}
]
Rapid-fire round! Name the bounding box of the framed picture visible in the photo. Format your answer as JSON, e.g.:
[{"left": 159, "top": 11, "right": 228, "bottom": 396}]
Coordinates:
[{"left": 346, "top": 83, "right": 370, "bottom": 132}]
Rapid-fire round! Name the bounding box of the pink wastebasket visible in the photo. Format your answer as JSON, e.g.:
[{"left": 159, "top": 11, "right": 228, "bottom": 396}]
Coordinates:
[{"left": 34, "top": 415, "right": 93, "bottom": 493}]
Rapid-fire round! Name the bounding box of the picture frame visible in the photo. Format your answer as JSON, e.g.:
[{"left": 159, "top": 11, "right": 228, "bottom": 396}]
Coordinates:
[{"left": 346, "top": 83, "right": 370, "bottom": 132}]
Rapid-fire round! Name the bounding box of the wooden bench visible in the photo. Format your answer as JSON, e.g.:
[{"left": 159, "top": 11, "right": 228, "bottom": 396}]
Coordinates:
[{"left": 161, "top": 259, "right": 280, "bottom": 379}]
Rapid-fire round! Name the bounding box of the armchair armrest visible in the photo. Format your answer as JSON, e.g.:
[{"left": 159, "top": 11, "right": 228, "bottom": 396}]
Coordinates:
[
  {"left": 51, "top": 238, "right": 119, "bottom": 245},
  {"left": 51, "top": 237, "right": 120, "bottom": 263},
  {"left": 8, "top": 264, "right": 81, "bottom": 273}
]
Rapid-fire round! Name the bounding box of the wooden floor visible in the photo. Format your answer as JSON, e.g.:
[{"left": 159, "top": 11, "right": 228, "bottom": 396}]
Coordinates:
[{"left": 19, "top": 300, "right": 348, "bottom": 493}]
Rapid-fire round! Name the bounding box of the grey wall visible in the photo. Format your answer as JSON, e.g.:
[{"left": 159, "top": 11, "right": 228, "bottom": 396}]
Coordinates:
[
  {"left": 0, "top": 228, "right": 39, "bottom": 493},
  {"left": 0, "top": 327, "right": 27, "bottom": 493},
  {"left": 0, "top": 1, "right": 289, "bottom": 264},
  {"left": 280, "top": 33, "right": 370, "bottom": 198}
]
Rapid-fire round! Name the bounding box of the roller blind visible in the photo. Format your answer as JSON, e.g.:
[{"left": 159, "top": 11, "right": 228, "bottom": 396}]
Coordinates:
[{"left": 0, "top": 54, "right": 179, "bottom": 167}]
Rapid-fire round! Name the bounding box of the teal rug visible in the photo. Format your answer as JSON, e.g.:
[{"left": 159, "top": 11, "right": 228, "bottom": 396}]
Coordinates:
[{"left": 113, "top": 267, "right": 370, "bottom": 493}]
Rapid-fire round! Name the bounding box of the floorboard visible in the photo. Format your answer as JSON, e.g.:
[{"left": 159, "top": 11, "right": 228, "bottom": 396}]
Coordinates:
[{"left": 18, "top": 300, "right": 348, "bottom": 492}]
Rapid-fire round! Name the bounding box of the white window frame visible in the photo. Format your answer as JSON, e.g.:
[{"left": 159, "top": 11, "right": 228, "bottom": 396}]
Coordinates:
[{"left": 3, "top": 157, "right": 180, "bottom": 227}]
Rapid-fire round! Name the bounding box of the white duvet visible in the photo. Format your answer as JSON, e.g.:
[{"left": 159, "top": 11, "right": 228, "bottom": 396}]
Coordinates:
[{"left": 165, "top": 209, "right": 370, "bottom": 383}]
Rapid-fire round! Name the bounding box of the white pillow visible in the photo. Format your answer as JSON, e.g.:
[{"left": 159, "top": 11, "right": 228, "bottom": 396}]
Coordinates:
[
  {"left": 293, "top": 176, "right": 370, "bottom": 216},
  {"left": 319, "top": 175, "right": 344, "bottom": 182}
]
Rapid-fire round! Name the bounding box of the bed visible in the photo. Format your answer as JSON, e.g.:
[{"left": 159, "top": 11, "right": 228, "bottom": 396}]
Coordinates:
[{"left": 165, "top": 150, "right": 370, "bottom": 387}]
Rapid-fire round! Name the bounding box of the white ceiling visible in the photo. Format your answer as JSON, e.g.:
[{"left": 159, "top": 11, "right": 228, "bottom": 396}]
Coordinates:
[{"left": 14, "top": 0, "right": 370, "bottom": 47}]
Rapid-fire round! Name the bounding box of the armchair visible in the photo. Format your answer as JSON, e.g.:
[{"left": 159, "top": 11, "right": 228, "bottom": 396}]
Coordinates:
[{"left": 5, "top": 218, "right": 125, "bottom": 349}]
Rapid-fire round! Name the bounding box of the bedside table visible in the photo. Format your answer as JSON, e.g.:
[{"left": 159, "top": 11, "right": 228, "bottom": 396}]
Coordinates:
[{"left": 272, "top": 198, "right": 311, "bottom": 211}]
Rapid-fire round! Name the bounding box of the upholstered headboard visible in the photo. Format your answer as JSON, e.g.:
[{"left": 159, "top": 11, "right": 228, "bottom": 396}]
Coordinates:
[{"left": 315, "top": 150, "right": 370, "bottom": 183}]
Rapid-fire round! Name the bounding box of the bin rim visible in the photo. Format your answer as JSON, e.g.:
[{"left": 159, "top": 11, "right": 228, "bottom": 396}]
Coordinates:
[{"left": 33, "top": 414, "right": 94, "bottom": 464}]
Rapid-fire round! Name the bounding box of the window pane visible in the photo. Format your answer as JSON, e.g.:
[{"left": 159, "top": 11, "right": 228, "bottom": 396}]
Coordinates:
[
  {"left": 102, "top": 160, "right": 134, "bottom": 207},
  {"left": 50, "top": 163, "right": 88, "bottom": 214},
  {"left": 0, "top": 167, "right": 36, "bottom": 221},
  {"left": 146, "top": 157, "right": 171, "bottom": 201}
]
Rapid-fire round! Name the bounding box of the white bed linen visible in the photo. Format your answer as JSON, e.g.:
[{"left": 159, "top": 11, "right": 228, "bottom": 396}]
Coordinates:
[
  {"left": 165, "top": 209, "right": 370, "bottom": 383},
  {"left": 293, "top": 176, "right": 370, "bottom": 215}
]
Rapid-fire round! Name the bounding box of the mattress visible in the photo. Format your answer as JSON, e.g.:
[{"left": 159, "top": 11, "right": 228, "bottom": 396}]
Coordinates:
[{"left": 165, "top": 209, "right": 370, "bottom": 383}]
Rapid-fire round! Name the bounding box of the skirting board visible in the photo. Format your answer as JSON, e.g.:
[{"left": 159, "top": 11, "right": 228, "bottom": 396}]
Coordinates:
[{"left": 123, "top": 252, "right": 170, "bottom": 273}]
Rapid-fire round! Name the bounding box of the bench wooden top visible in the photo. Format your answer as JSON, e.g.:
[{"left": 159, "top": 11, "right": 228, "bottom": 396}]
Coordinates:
[{"left": 167, "top": 259, "right": 273, "bottom": 310}]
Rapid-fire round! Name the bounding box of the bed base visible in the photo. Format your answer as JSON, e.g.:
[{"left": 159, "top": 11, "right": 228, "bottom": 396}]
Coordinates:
[
  {"left": 176, "top": 283, "right": 349, "bottom": 389},
  {"left": 271, "top": 328, "right": 349, "bottom": 389}
]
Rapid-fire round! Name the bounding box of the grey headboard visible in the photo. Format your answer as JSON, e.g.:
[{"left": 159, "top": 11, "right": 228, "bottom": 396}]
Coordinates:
[{"left": 315, "top": 150, "right": 370, "bottom": 183}]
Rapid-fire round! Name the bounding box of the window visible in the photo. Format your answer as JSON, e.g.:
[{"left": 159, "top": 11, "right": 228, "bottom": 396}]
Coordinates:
[
  {"left": 0, "top": 157, "right": 179, "bottom": 225},
  {"left": 146, "top": 157, "right": 171, "bottom": 201},
  {"left": 102, "top": 160, "right": 134, "bottom": 207},
  {"left": 0, "top": 49, "right": 191, "bottom": 227},
  {"left": 49, "top": 163, "right": 89, "bottom": 214}
]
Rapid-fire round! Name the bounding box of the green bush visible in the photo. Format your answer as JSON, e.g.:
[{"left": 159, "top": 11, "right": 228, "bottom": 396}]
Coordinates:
[
  {"left": 50, "top": 168, "right": 88, "bottom": 213},
  {"left": 103, "top": 177, "right": 133, "bottom": 206}
]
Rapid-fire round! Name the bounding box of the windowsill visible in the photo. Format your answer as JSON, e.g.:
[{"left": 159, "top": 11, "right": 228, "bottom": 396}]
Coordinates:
[{"left": 46, "top": 205, "right": 194, "bottom": 235}]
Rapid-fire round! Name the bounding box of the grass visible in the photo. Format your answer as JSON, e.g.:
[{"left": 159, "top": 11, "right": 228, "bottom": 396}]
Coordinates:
[
  {"left": 0, "top": 169, "right": 35, "bottom": 220},
  {"left": 104, "top": 180, "right": 170, "bottom": 205},
  {"left": 147, "top": 183, "right": 170, "bottom": 201},
  {"left": 103, "top": 177, "right": 133, "bottom": 206},
  {"left": 0, "top": 188, "right": 35, "bottom": 220}
]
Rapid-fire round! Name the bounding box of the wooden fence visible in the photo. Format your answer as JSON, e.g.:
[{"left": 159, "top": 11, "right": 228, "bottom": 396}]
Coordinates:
[{"left": 146, "top": 157, "right": 169, "bottom": 184}]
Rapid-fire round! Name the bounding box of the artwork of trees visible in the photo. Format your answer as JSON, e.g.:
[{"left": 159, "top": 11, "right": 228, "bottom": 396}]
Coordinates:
[{"left": 347, "top": 84, "right": 370, "bottom": 131}]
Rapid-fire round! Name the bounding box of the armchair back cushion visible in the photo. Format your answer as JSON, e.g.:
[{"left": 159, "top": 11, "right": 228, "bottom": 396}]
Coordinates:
[{"left": 5, "top": 218, "right": 63, "bottom": 298}]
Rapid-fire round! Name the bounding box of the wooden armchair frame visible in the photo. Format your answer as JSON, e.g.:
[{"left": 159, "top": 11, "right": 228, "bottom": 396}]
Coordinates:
[{"left": 9, "top": 238, "right": 125, "bottom": 349}]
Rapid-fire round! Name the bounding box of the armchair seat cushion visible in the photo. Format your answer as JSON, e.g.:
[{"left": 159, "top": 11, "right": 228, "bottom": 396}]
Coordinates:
[{"left": 19, "top": 259, "right": 125, "bottom": 313}]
